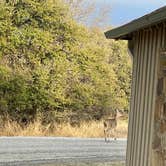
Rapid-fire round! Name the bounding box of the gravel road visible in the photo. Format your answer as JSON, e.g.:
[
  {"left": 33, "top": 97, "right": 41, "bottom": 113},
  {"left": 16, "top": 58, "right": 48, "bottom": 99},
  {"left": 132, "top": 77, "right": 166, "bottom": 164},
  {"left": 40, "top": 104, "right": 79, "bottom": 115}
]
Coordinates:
[{"left": 0, "top": 137, "right": 126, "bottom": 166}]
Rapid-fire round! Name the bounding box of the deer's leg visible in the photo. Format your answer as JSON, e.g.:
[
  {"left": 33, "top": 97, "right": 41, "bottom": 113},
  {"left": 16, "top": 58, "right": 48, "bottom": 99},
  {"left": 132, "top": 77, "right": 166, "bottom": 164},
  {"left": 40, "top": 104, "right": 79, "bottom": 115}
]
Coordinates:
[
  {"left": 107, "top": 130, "right": 111, "bottom": 142},
  {"left": 105, "top": 130, "right": 110, "bottom": 143},
  {"left": 114, "top": 128, "right": 117, "bottom": 140},
  {"left": 104, "top": 129, "right": 107, "bottom": 142}
]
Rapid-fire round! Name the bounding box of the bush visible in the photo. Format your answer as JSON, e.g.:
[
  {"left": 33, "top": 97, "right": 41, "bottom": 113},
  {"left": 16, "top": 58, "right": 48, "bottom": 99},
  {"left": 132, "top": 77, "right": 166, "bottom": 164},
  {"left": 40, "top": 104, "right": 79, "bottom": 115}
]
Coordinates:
[{"left": 0, "top": 0, "right": 131, "bottom": 124}]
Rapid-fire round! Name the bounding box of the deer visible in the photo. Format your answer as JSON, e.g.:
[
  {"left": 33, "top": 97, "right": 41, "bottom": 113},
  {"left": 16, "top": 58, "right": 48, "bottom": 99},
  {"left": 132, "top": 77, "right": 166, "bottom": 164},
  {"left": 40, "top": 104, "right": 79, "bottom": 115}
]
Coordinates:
[{"left": 103, "top": 109, "right": 123, "bottom": 142}]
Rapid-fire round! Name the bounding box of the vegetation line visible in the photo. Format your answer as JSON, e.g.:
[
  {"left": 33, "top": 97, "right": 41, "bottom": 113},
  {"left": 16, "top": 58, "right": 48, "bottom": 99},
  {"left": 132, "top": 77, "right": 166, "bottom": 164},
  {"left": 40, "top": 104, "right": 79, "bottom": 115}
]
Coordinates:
[
  {"left": 0, "top": 0, "right": 131, "bottom": 131},
  {"left": 0, "top": 118, "right": 127, "bottom": 138}
]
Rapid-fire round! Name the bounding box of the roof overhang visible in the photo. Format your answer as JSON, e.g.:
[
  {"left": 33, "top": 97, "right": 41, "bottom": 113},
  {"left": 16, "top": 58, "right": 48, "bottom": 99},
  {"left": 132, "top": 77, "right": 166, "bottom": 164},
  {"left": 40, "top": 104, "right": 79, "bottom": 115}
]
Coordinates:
[{"left": 105, "top": 6, "right": 166, "bottom": 40}]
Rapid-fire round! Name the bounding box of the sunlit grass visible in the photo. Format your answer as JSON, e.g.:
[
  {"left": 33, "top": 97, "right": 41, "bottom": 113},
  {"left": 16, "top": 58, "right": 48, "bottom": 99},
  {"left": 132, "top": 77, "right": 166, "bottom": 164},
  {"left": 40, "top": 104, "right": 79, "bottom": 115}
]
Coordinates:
[
  {"left": 54, "top": 119, "right": 127, "bottom": 138},
  {"left": 40, "top": 162, "right": 125, "bottom": 166},
  {"left": 0, "top": 118, "right": 128, "bottom": 138}
]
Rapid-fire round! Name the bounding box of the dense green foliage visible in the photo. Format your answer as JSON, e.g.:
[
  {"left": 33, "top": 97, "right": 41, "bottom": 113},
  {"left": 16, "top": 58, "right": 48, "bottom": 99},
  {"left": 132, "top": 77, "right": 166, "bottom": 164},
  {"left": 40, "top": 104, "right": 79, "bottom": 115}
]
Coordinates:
[{"left": 0, "top": 0, "right": 131, "bottom": 124}]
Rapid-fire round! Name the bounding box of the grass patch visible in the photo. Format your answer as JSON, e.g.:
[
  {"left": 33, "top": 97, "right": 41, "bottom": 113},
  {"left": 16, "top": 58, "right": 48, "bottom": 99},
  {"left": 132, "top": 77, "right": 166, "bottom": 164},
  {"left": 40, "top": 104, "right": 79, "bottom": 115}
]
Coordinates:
[
  {"left": 40, "top": 162, "right": 125, "bottom": 166},
  {"left": 0, "top": 118, "right": 128, "bottom": 138}
]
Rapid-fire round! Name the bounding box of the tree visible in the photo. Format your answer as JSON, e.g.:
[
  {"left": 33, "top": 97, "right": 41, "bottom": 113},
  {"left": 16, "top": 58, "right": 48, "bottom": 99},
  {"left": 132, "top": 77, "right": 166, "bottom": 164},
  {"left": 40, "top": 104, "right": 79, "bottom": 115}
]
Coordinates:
[
  {"left": 65, "top": 0, "right": 111, "bottom": 28},
  {"left": 0, "top": 0, "right": 131, "bottom": 124}
]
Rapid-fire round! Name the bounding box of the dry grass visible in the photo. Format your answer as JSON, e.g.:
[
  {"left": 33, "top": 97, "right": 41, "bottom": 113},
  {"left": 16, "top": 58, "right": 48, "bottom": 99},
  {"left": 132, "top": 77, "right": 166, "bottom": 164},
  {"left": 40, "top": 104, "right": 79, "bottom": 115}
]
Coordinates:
[
  {"left": 54, "top": 118, "right": 128, "bottom": 138},
  {"left": 41, "top": 162, "right": 125, "bottom": 166},
  {"left": 0, "top": 118, "right": 128, "bottom": 138}
]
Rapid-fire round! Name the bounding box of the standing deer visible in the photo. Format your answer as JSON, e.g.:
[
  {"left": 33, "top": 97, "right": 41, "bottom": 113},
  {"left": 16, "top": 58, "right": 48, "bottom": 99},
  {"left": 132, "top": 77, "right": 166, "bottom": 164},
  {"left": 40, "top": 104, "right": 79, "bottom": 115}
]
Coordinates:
[{"left": 103, "top": 109, "right": 122, "bottom": 142}]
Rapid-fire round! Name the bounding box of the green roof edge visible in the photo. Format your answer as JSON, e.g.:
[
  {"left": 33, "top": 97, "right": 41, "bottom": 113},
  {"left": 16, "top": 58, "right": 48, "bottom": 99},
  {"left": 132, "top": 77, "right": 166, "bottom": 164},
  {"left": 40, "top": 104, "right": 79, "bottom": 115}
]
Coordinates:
[{"left": 105, "top": 6, "right": 166, "bottom": 39}]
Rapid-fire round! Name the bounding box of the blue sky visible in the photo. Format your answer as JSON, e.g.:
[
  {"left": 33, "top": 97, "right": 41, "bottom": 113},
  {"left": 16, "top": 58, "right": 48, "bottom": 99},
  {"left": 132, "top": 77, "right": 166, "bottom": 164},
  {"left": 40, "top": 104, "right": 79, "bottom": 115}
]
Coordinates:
[{"left": 96, "top": 0, "right": 166, "bottom": 26}]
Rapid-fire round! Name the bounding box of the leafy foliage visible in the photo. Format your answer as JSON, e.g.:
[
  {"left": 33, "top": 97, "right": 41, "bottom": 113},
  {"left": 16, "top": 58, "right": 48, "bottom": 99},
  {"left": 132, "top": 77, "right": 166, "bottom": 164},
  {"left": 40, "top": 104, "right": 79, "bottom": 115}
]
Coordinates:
[{"left": 0, "top": 0, "right": 131, "bottom": 124}]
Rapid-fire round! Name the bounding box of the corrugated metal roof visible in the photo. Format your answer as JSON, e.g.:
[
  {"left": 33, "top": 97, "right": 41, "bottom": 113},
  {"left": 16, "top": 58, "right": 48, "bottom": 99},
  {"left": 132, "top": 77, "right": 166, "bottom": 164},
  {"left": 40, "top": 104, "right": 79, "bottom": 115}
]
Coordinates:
[{"left": 105, "top": 6, "right": 166, "bottom": 40}]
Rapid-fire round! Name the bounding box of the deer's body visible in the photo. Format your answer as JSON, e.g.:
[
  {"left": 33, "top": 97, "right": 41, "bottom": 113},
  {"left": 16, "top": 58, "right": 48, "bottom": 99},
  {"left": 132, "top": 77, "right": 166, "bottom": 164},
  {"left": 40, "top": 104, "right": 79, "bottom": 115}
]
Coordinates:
[{"left": 103, "top": 109, "right": 122, "bottom": 142}]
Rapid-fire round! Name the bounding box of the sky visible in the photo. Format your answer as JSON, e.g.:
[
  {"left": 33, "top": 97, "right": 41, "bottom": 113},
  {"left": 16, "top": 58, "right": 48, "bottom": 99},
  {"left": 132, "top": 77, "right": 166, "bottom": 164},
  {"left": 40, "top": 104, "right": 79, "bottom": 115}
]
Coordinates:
[{"left": 96, "top": 0, "right": 166, "bottom": 26}]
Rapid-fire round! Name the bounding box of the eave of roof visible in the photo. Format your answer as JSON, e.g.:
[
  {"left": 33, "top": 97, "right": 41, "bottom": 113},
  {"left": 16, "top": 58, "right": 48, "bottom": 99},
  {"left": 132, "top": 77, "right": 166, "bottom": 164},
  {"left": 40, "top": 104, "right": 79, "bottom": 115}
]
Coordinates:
[{"left": 105, "top": 6, "right": 166, "bottom": 40}]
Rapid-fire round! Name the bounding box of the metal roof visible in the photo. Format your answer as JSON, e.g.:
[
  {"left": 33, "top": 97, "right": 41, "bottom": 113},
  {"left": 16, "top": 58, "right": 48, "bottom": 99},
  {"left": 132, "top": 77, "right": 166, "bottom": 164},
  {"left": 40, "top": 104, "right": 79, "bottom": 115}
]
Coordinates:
[{"left": 105, "top": 6, "right": 166, "bottom": 40}]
